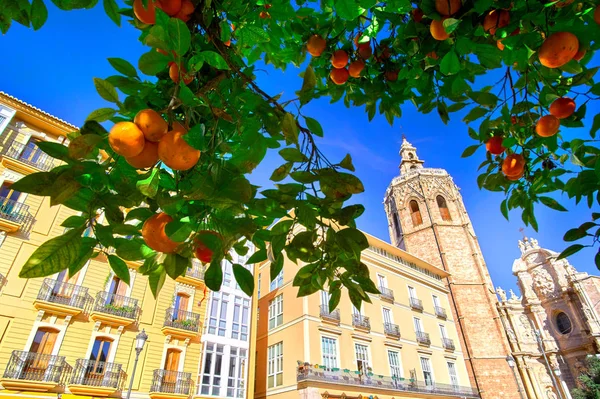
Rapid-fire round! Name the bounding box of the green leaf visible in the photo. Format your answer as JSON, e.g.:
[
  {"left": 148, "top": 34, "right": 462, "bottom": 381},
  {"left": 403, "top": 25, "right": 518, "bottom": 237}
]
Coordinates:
[
  {"left": 339, "top": 154, "right": 355, "bottom": 171},
  {"left": 270, "top": 253, "right": 284, "bottom": 282},
  {"left": 442, "top": 18, "right": 460, "bottom": 34},
  {"left": 591, "top": 113, "right": 600, "bottom": 139},
  {"left": 183, "top": 124, "right": 206, "bottom": 150},
  {"left": 468, "top": 91, "right": 498, "bottom": 108},
  {"left": 192, "top": 51, "right": 229, "bottom": 70},
  {"left": 237, "top": 26, "right": 270, "bottom": 44},
  {"left": 93, "top": 77, "right": 119, "bottom": 103},
  {"left": 61, "top": 215, "right": 88, "bottom": 228},
  {"left": 564, "top": 228, "right": 588, "bottom": 242},
  {"left": 281, "top": 113, "right": 299, "bottom": 144},
  {"left": 304, "top": 116, "right": 323, "bottom": 137},
  {"left": 328, "top": 288, "right": 341, "bottom": 311},
  {"left": 11, "top": 171, "right": 60, "bottom": 196},
  {"left": 165, "top": 219, "right": 192, "bottom": 242},
  {"left": 50, "top": 172, "right": 81, "bottom": 206},
  {"left": 246, "top": 248, "right": 267, "bottom": 264},
  {"left": 500, "top": 199, "right": 509, "bottom": 221},
  {"left": 167, "top": 17, "right": 191, "bottom": 56},
  {"left": 335, "top": 0, "right": 363, "bottom": 20},
  {"left": 125, "top": 207, "right": 154, "bottom": 222},
  {"left": 461, "top": 145, "right": 480, "bottom": 158},
  {"left": 115, "top": 238, "right": 154, "bottom": 261},
  {"left": 137, "top": 168, "right": 160, "bottom": 198},
  {"left": 163, "top": 253, "right": 190, "bottom": 279},
  {"left": 279, "top": 148, "right": 307, "bottom": 162},
  {"left": 30, "top": 0, "right": 48, "bottom": 30},
  {"left": 86, "top": 107, "right": 116, "bottom": 122},
  {"left": 68, "top": 134, "right": 104, "bottom": 159},
  {"left": 108, "top": 255, "right": 130, "bottom": 285},
  {"left": 290, "top": 171, "right": 318, "bottom": 183},
  {"left": 37, "top": 141, "right": 70, "bottom": 161},
  {"left": 148, "top": 265, "right": 166, "bottom": 298},
  {"left": 539, "top": 196, "right": 567, "bottom": 212},
  {"left": 270, "top": 162, "right": 293, "bottom": 182},
  {"left": 440, "top": 50, "right": 460, "bottom": 76},
  {"left": 69, "top": 237, "right": 96, "bottom": 277},
  {"left": 233, "top": 264, "right": 254, "bottom": 296},
  {"left": 463, "top": 107, "right": 489, "bottom": 123},
  {"left": 557, "top": 244, "right": 585, "bottom": 259},
  {"left": 138, "top": 50, "right": 170, "bottom": 76},
  {"left": 19, "top": 228, "right": 85, "bottom": 278},
  {"left": 108, "top": 58, "right": 137, "bottom": 77},
  {"left": 205, "top": 259, "right": 223, "bottom": 291},
  {"left": 103, "top": 0, "right": 120, "bottom": 26}
]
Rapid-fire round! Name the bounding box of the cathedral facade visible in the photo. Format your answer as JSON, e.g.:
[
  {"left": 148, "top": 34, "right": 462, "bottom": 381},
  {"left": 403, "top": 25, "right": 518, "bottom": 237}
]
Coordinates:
[{"left": 497, "top": 237, "right": 600, "bottom": 399}]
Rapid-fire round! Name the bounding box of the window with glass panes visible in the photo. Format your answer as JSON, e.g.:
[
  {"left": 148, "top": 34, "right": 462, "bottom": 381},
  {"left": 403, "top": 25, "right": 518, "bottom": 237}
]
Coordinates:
[
  {"left": 321, "top": 290, "right": 331, "bottom": 312},
  {"left": 420, "top": 357, "right": 434, "bottom": 386},
  {"left": 267, "top": 342, "right": 283, "bottom": 388},
  {"left": 257, "top": 273, "right": 261, "bottom": 298},
  {"left": 268, "top": 294, "right": 283, "bottom": 330},
  {"left": 447, "top": 362, "right": 459, "bottom": 388},
  {"left": 232, "top": 296, "right": 250, "bottom": 341},
  {"left": 200, "top": 343, "right": 224, "bottom": 395},
  {"left": 354, "top": 343, "right": 369, "bottom": 374},
  {"left": 270, "top": 270, "right": 283, "bottom": 291},
  {"left": 227, "top": 347, "right": 247, "bottom": 398},
  {"left": 223, "top": 263, "right": 232, "bottom": 287},
  {"left": 208, "top": 292, "right": 229, "bottom": 336},
  {"left": 387, "top": 350, "right": 402, "bottom": 379},
  {"left": 321, "top": 337, "right": 337, "bottom": 370}
]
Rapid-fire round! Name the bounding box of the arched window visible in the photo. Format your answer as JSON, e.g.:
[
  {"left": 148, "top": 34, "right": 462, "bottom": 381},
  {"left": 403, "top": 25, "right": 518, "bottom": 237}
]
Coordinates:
[
  {"left": 410, "top": 165, "right": 417, "bottom": 170},
  {"left": 408, "top": 153, "right": 414, "bottom": 159},
  {"left": 556, "top": 312, "right": 572, "bottom": 334},
  {"left": 410, "top": 200, "right": 422, "bottom": 226},
  {"left": 437, "top": 196, "right": 452, "bottom": 221}
]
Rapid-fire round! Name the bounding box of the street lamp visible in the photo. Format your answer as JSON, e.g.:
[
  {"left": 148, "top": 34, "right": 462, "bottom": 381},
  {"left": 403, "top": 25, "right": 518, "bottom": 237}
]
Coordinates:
[
  {"left": 126, "top": 329, "right": 148, "bottom": 399},
  {"left": 506, "top": 355, "right": 525, "bottom": 399}
]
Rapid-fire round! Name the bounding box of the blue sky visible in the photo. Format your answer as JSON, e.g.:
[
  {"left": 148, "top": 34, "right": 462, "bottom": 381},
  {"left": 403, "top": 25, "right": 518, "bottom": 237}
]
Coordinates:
[{"left": 2, "top": 4, "right": 599, "bottom": 294}]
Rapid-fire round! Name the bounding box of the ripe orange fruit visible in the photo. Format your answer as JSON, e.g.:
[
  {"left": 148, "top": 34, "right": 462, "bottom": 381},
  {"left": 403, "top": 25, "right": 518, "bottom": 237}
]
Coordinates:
[
  {"left": 142, "top": 213, "right": 179, "bottom": 253},
  {"left": 483, "top": 10, "right": 510, "bottom": 35},
  {"left": 348, "top": 60, "right": 365, "bottom": 78},
  {"left": 174, "top": 0, "right": 194, "bottom": 21},
  {"left": 134, "top": 109, "right": 168, "bottom": 142},
  {"left": 595, "top": 5, "right": 600, "bottom": 25},
  {"left": 536, "top": 115, "right": 560, "bottom": 137},
  {"left": 497, "top": 40, "right": 505, "bottom": 50},
  {"left": 486, "top": 136, "right": 505, "bottom": 155},
  {"left": 412, "top": 8, "right": 424, "bottom": 22},
  {"left": 430, "top": 19, "right": 449, "bottom": 41},
  {"left": 330, "top": 68, "right": 349, "bottom": 85},
  {"left": 194, "top": 231, "right": 222, "bottom": 263},
  {"left": 307, "top": 35, "right": 326, "bottom": 57},
  {"left": 108, "top": 122, "right": 145, "bottom": 158},
  {"left": 157, "top": 0, "right": 181, "bottom": 16},
  {"left": 133, "top": 0, "right": 156, "bottom": 24},
  {"left": 331, "top": 50, "right": 349, "bottom": 68},
  {"left": 169, "top": 63, "right": 194, "bottom": 85},
  {"left": 259, "top": 11, "right": 270, "bottom": 18},
  {"left": 358, "top": 45, "right": 372, "bottom": 59},
  {"left": 502, "top": 154, "right": 525, "bottom": 179},
  {"left": 538, "top": 32, "right": 579, "bottom": 68},
  {"left": 126, "top": 140, "right": 159, "bottom": 169},
  {"left": 385, "top": 70, "right": 399, "bottom": 82},
  {"left": 549, "top": 97, "right": 576, "bottom": 119},
  {"left": 158, "top": 122, "right": 201, "bottom": 171},
  {"left": 573, "top": 48, "right": 586, "bottom": 61},
  {"left": 435, "top": 0, "right": 461, "bottom": 16}
]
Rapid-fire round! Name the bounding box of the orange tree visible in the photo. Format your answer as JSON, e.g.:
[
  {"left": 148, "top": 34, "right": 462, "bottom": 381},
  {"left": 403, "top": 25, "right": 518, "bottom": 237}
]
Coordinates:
[{"left": 2, "top": 0, "right": 600, "bottom": 309}]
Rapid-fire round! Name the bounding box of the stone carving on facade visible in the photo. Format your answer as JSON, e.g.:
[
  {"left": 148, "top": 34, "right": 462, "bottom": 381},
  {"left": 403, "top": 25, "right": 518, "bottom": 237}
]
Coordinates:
[
  {"left": 546, "top": 389, "right": 558, "bottom": 399},
  {"left": 496, "top": 287, "right": 507, "bottom": 302},
  {"left": 519, "top": 315, "right": 534, "bottom": 340},
  {"left": 506, "top": 327, "right": 517, "bottom": 342},
  {"left": 519, "top": 237, "right": 540, "bottom": 254},
  {"left": 532, "top": 268, "right": 556, "bottom": 298},
  {"left": 509, "top": 289, "right": 519, "bottom": 302}
]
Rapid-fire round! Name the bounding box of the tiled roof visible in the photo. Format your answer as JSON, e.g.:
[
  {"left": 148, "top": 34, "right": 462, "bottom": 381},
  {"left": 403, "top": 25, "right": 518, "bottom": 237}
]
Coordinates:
[{"left": 0, "top": 91, "right": 79, "bottom": 130}]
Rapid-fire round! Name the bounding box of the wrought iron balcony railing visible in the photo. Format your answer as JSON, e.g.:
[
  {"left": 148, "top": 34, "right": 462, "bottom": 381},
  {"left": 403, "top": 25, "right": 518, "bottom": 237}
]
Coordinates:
[
  {"left": 416, "top": 331, "right": 431, "bottom": 346},
  {"left": 150, "top": 369, "right": 192, "bottom": 395},
  {"left": 37, "top": 278, "right": 89, "bottom": 309},
  {"left": 0, "top": 197, "right": 35, "bottom": 234},
  {"left": 442, "top": 338, "right": 455, "bottom": 351},
  {"left": 435, "top": 306, "right": 447, "bottom": 318},
  {"left": 352, "top": 314, "right": 370, "bottom": 331},
  {"left": 185, "top": 263, "right": 205, "bottom": 280},
  {"left": 379, "top": 286, "right": 394, "bottom": 302},
  {"left": 296, "top": 365, "right": 479, "bottom": 398},
  {"left": 69, "top": 359, "right": 125, "bottom": 390},
  {"left": 2, "top": 350, "right": 70, "bottom": 384},
  {"left": 409, "top": 297, "right": 423, "bottom": 311},
  {"left": 384, "top": 322, "right": 400, "bottom": 338},
  {"left": 319, "top": 305, "right": 340, "bottom": 324},
  {"left": 1, "top": 140, "right": 56, "bottom": 171},
  {"left": 93, "top": 291, "right": 139, "bottom": 320},
  {"left": 164, "top": 308, "right": 201, "bottom": 332}
]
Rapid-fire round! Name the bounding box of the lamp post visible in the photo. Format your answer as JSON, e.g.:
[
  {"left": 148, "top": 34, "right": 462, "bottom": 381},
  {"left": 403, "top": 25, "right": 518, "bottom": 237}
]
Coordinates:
[
  {"left": 126, "top": 329, "right": 148, "bottom": 399},
  {"left": 534, "top": 329, "right": 564, "bottom": 399},
  {"left": 506, "top": 354, "right": 525, "bottom": 399}
]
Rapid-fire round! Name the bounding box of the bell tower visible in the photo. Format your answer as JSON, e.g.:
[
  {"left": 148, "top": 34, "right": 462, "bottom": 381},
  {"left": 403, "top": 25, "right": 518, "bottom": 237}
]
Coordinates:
[{"left": 384, "top": 137, "right": 522, "bottom": 399}]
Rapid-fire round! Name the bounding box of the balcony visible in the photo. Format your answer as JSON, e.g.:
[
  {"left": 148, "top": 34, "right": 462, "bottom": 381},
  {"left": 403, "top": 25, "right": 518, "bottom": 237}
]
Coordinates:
[
  {"left": 176, "top": 261, "right": 205, "bottom": 288},
  {"left": 296, "top": 365, "right": 479, "bottom": 398},
  {"left": 384, "top": 322, "right": 400, "bottom": 339},
  {"left": 0, "top": 139, "right": 56, "bottom": 172},
  {"left": 416, "top": 331, "right": 431, "bottom": 346},
  {"left": 0, "top": 350, "right": 71, "bottom": 392},
  {"left": 443, "top": 338, "right": 455, "bottom": 351},
  {"left": 149, "top": 369, "right": 192, "bottom": 399},
  {"left": 352, "top": 314, "right": 370, "bottom": 332},
  {"left": 162, "top": 308, "right": 201, "bottom": 339},
  {"left": 0, "top": 198, "right": 35, "bottom": 235},
  {"left": 435, "top": 306, "right": 447, "bottom": 319},
  {"left": 33, "top": 278, "right": 89, "bottom": 317},
  {"left": 319, "top": 305, "right": 340, "bottom": 325},
  {"left": 409, "top": 297, "right": 423, "bottom": 311},
  {"left": 379, "top": 286, "right": 394, "bottom": 303},
  {"left": 90, "top": 291, "right": 139, "bottom": 327},
  {"left": 68, "top": 359, "right": 125, "bottom": 397}
]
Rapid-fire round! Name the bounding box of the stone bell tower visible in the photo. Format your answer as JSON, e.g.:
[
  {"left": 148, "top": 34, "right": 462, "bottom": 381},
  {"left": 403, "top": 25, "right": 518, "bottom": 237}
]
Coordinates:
[{"left": 383, "top": 137, "right": 522, "bottom": 398}]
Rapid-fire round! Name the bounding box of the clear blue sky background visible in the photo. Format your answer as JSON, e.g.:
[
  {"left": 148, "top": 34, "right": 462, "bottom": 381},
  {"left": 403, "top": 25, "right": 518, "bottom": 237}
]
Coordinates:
[{"left": 2, "top": 4, "right": 599, "bottom": 294}]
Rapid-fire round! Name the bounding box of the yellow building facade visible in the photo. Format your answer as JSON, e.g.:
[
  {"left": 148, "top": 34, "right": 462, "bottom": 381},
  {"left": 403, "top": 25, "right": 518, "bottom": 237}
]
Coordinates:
[
  {"left": 0, "top": 92, "right": 209, "bottom": 399},
  {"left": 254, "top": 232, "right": 479, "bottom": 399}
]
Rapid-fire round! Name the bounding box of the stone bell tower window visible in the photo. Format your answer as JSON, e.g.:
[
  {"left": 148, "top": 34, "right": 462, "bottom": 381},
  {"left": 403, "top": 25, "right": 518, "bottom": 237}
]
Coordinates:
[
  {"left": 555, "top": 312, "right": 572, "bottom": 334},
  {"left": 437, "top": 196, "right": 452, "bottom": 221},
  {"left": 410, "top": 200, "right": 423, "bottom": 226}
]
